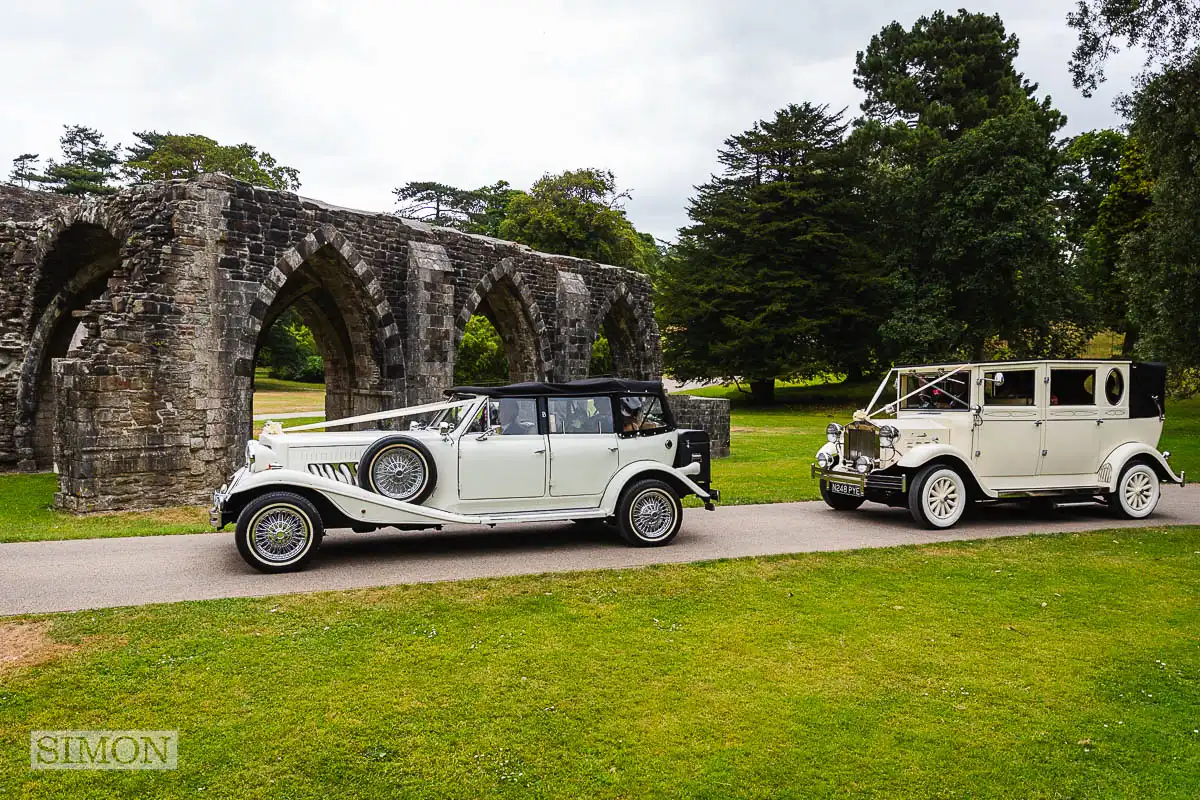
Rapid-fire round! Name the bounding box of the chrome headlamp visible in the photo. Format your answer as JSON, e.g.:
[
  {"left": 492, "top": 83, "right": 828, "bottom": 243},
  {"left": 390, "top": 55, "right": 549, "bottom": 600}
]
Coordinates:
[
  {"left": 826, "top": 422, "right": 843, "bottom": 443},
  {"left": 816, "top": 451, "right": 837, "bottom": 469},
  {"left": 245, "top": 442, "right": 255, "bottom": 468},
  {"left": 879, "top": 425, "right": 899, "bottom": 448},
  {"left": 854, "top": 455, "right": 872, "bottom": 474}
]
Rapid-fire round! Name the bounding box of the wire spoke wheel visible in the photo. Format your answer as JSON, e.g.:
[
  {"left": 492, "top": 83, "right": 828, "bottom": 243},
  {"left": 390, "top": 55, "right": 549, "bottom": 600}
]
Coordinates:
[
  {"left": 371, "top": 446, "right": 428, "bottom": 501},
  {"left": 630, "top": 488, "right": 676, "bottom": 540},
  {"left": 250, "top": 505, "right": 311, "bottom": 563}
]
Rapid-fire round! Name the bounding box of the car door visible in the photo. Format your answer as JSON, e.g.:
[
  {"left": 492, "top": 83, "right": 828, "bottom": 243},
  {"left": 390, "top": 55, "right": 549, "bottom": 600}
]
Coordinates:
[
  {"left": 546, "top": 396, "right": 619, "bottom": 498},
  {"left": 972, "top": 366, "right": 1044, "bottom": 477},
  {"left": 457, "top": 397, "right": 548, "bottom": 500},
  {"left": 1040, "top": 366, "right": 1101, "bottom": 476},
  {"left": 616, "top": 394, "right": 676, "bottom": 467}
]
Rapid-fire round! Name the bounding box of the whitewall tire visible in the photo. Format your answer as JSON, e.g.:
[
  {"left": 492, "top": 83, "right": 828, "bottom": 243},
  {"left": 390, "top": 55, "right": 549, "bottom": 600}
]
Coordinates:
[
  {"left": 235, "top": 492, "right": 324, "bottom": 573},
  {"left": 908, "top": 465, "right": 969, "bottom": 529},
  {"left": 617, "top": 479, "right": 683, "bottom": 547},
  {"left": 1111, "top": 461, "right": 1161, "bottom": 519}
]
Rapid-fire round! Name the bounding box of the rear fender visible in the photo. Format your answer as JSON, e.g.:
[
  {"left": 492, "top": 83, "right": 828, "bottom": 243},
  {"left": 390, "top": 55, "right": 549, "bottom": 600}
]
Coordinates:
[
  {"left": 1099, "top": 443, "right": 1185, "bottom": 490},
  {"left": 599, "top": 460, "right": 711, "bottom": 513}
]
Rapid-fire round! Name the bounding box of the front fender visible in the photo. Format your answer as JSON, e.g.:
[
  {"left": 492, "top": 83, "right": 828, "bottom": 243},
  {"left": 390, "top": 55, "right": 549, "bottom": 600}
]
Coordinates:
[
  {"left": 1099, "top": 443, "right": 1185, "bottom": 490},
  {"left": 599, "top": 460, "right": 711, "bottom": 513},
  {"left": 896, "top": 443, "right": 996, "bottom": 498}
]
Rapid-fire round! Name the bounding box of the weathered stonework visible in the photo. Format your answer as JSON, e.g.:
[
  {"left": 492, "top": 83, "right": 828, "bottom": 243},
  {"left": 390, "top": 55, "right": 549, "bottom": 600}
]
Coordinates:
[
  {"left": 0, "top": 176, "right": 693, "bottom": 510},
  {"left": 667, "top": 394, "right": 731, "bottom": 458}
]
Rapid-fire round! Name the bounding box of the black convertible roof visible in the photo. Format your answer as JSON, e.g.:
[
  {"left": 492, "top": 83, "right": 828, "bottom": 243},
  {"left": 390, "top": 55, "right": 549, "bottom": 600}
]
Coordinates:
[{"left": 446, "top": 378, "right": 666, "bottom": 398}]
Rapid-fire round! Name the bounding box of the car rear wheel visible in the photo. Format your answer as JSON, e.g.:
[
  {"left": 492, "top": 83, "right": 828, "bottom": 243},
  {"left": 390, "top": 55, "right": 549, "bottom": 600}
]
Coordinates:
[
  {"left": 820, "top": 480, "right": 866, "bottom": 511},
  {"left": 235, "top": 492, "right": 324, "bottom": 573},
  {"left": 908, "top": 465, "right": 968, "bottom": 529},
  {"left": 1110, "top": 461, "right": 1160, "bottom": 519},
  {"left": 617, "top": 479, "right": 682, "bottom": 547}
]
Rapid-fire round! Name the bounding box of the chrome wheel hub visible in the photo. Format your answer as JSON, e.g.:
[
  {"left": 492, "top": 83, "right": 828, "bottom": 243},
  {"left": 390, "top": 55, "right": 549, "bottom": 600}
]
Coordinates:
[
  {"left": 251, "top": 506, "right": 310, "bottom": 563},
  {"left": 631, "top": 489, "right": 675, "bottom": 539},
  {"left": 373, "top": 448, "right": 426, "bottom": 500}
]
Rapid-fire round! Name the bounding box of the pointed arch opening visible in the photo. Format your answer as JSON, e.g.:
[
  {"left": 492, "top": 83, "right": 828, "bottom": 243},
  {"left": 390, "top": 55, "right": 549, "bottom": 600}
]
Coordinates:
[
  {"left": 588, "top": 285, "right": 655, "bottom": 380},
  {"left": 455, "top": 266, "right": 550, "bottom": 385},
  {"left": 16, "top": 222, "right": 123, "bottom": 470},
  {"left": 250, "top": 241, "right": 397, "bottom": 431}
]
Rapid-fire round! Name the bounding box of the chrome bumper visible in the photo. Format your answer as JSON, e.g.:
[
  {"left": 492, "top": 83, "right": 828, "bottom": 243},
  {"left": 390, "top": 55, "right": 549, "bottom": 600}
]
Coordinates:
[
  {"left": 209, "top": 467, "right": 247, "bottom": 529},
  {"left": 811, "top": 464, "right": 907, "bottom": 493}
]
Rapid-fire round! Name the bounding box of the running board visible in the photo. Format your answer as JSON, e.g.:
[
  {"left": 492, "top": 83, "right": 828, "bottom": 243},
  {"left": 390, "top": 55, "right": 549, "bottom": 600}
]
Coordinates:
[{"left": 478, "top": 509, "right": 608, "bottom": 525}]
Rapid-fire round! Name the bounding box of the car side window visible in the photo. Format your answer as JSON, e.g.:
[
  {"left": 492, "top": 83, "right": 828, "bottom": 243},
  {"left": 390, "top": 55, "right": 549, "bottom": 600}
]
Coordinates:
[
  {"left": 548, "top": 397, "right": 614, "bottom": 434},
  {"left": 467, "top": 398, "right": 539, "bottom": 435},
  {"left": 1105, "top": 368, "right": 1125, "bottom": 405},
  {"left": 984, "top": 370, "right": 1036, "bottom": 406},
  {"left": 1050, "top": 369, "right": 1096, "bottom": 406},
  {"left": 618, "top": 395, "right": 668, "bottom": 435}
]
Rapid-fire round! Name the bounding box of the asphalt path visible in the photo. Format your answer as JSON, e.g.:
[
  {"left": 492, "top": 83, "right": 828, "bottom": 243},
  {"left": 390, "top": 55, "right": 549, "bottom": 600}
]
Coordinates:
[{"left": 2, "top": 487, "right": 1197, "bottom": 615}]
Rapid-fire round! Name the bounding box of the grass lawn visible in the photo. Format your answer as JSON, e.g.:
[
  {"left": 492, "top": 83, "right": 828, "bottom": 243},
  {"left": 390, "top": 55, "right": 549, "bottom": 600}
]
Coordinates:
[
  {"left": 2, "top": 527, "right": 1198, "bottom": 798},
  {"left": 252, "top": 370, "right": 325, "bottom": 417}
]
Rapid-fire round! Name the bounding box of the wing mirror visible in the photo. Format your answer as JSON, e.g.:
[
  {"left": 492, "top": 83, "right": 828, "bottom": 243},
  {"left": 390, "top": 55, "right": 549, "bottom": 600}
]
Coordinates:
[
  {"left": 438, "top": 421, "right": 451, "bottom": 440},
  {"left": 992, "top": 372, "right": 1005, "bottom": 386}
]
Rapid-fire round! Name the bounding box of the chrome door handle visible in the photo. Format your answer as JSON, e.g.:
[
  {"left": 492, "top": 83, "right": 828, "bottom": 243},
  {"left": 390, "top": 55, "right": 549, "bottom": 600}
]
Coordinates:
[
  {"left": 533, "top": 448, "right": 546, "bottom": 454},
  {"left": 608, "top": 446, "right": 618, "bottom": 452},
  {"left": 1034, "top": 420, "right": 1043, "bottom": 426},
  {"left": 1096, "top": 419, "right": 1104, "bottom": 425}
]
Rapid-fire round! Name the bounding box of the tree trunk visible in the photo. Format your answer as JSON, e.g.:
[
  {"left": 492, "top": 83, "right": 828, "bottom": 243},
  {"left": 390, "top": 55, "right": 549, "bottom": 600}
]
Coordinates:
[
  {"left": 1121, "top": 327, "right": 1139, "bottom": 358},
  {"left": 749, "top": 380, "right": 775, "bottom": 405}
]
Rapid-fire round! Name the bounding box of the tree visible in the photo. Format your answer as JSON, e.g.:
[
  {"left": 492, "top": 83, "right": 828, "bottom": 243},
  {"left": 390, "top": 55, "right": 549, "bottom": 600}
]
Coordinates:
[
  {"left": 658, "top": 104, "right": 883, "bottom": 403},
  {"left": 499, "top": 169, "right": 656, "bottom": 270},
  {"left": 454, "top": 315, "right": 509, "bottom": 385},
  {"left": 1068, "top": 0, "right": 1200, "bottom": 96},
  {"left": 1119, "top": 55, "right": 1200, "bottom": 389},
  {"left": 123, "top": 131, "right": 300, "bottom": 190},
  {"left": 33, "top": 125, "right": 121, "bottom": 195},
  {"left": 393, "top": 180, "right": 515, "bottom": 234},
  {"left": 1076, "top": 135, "right": 1151, "bottom": 352},
  {"left": 1058, "top": 129, "right": 1127, "bottom": 260},
  {"left": 8, "top": 153, "right": 39, "bottom": 187},
  {"left": 854, "top": 9, "right": 1063, "bottom": 147},
  {"left": 258, "top": 308, "right": 323, "bottom": 383},
  {"left": 853, "top": 10, "right": 1076, "bottom": 363}
]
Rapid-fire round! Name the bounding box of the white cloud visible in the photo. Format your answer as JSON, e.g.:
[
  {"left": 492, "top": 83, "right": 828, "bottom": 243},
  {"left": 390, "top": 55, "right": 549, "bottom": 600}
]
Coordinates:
[{"left": 0, "top": 0, "right": 1143, "bottom": 240}]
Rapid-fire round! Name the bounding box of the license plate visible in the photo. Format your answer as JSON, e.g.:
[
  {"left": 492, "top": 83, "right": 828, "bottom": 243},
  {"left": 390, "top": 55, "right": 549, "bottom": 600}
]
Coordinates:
[{"left": 828, "top": 481, "right": 863, "bottom": 498}]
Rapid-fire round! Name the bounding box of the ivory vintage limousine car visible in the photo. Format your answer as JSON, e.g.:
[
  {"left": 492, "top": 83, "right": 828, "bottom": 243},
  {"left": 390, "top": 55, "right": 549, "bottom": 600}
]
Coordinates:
[
  {"left": 212, "top": 379, "right": 718, "bottom": 572},
  {"left": 813, "top": 360, "right": 1185, "bottom": 528}
]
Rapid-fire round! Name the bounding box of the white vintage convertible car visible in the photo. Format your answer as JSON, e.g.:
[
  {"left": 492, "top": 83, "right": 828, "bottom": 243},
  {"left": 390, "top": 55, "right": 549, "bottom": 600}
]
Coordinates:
[
  {"left": 813, "top": 360, "right": 1185, "bottom": 528},
  {"left": 213, "top": 378, "right": 718, "bottom": 572}
]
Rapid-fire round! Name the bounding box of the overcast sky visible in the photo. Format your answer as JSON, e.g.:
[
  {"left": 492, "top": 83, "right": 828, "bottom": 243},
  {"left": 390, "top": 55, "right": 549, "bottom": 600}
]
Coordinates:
[{"left": 1, "top": 0, "right": 1143, "bottom": 241}]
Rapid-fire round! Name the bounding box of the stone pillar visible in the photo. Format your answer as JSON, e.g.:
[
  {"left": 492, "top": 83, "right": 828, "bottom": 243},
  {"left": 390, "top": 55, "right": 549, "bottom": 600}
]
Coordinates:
[
  {"left": 555, "top": 271, "right": 592, "bottom": 380},
  {"left": 667, "top": 394, "right": 731, "bottom": 458},
  {"left": 405, "top": 241, "right": 457, "bottom": 404}
]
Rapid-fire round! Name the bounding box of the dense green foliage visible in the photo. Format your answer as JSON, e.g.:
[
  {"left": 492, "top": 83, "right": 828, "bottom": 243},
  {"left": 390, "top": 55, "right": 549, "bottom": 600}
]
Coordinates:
[
  {"left": 1067, "top": 2, "right": 1200, "bottom": 393},
  {"left": 454, "top": 315, "right": 510, "bottom": 386},
  {"left": 4, "top": 528, "right": 1199, "bottom": 797},
  {"left": 122, "top": 131, "right": 300, "bottom": 190},
  {"left": 257, "top": 309, "right": 323, "bottom": 383},
  {"left": 658, "top": 104, "right": 882, "bottom": 403},
  {"left": 500, "top": 169, "right": 657, "bottom": 271}
]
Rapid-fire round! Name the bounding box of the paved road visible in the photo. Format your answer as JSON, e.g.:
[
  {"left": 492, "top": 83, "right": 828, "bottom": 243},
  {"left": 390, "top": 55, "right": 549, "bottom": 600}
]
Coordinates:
[{"left": 2, "top": 487, "right": 1197, "bottom": 615}]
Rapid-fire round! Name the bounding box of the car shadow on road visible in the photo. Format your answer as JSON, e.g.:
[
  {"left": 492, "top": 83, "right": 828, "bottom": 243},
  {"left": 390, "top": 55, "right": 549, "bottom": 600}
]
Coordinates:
[{"left": 312, "top": 521, "right": 623, "bottom": 564}]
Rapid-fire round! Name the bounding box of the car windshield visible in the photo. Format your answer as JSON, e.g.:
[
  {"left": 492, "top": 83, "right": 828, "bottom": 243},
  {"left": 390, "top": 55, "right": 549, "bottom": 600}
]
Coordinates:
[{"left": 899, "top": 371, "right": 970, "bottom": 411}]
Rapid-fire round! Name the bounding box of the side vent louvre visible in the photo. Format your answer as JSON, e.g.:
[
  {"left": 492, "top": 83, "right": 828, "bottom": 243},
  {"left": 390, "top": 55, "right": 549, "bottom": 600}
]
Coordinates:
[{"left": 308, "top": 463, "right": 358, "bottom": 484}]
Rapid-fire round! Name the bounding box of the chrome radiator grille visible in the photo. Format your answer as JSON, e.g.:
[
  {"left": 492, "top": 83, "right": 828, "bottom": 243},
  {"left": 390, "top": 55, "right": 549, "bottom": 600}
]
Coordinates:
[
  {"left": 844, "top": 425, "right": 880, "bottom": 461},
  {"left": 307, "top": 463, "right": 358, "bottom": 484}
]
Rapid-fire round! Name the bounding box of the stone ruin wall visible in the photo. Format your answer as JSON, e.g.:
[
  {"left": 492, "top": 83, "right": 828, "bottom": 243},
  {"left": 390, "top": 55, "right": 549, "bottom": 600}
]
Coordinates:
[{"left": 0, "top": 175, "right": 730, "bottom": 511}]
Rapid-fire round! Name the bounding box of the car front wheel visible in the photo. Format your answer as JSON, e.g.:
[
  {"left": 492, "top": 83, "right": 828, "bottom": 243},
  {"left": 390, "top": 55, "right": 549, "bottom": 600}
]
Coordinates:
[
  {"left": 235, "top": 492, "right": 324, "bottom": 573},
  {"left": 617, "top": 479, "right": 683, "bottom": 547},
  {"left": 1110, "top": 461, "right": 1161, "bottom": 519},
  {"left": 908, "top": 465, "right": 969, "bottom": 529}
]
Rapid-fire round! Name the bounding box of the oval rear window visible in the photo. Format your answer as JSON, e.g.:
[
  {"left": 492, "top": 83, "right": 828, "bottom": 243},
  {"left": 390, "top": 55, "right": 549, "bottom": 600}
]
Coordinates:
[{"left": 1105, "top": 368, "right": 1124, "bottom": 405}]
